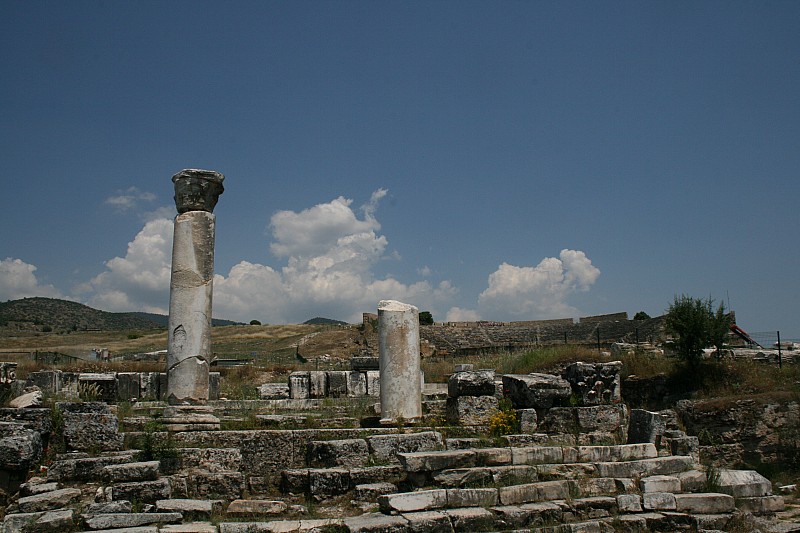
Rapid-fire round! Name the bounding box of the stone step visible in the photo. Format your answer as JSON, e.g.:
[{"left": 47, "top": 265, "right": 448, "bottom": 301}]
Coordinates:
[
  {"left": 2, "top": 509, "right": 74, "bottom": 533},
  {"left": 16, "top": 487, "right": 82, "bottom": 513},
  {"left": 716, "top": 468, "right": 773, "bottom": 498},
  {"left": 155, "top": 499, "right": 224, "bottom": 520},
  {"left": 80, "top": 512, "right": 183, "bottom": 530},
  {"left": 46, "top": 452, "right": 138, "bottom": 482},
  {"left": 218, "top": 519, "right": 344, "bottom": 532},
  {"left": 280, "top": 465, "right": 405, "bottom": 498},
  {"left": 102, "top": 460, "right": 160, "bottom": 482}
]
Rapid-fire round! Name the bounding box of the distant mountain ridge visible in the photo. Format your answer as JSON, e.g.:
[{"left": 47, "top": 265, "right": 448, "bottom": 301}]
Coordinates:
[{"left": 0, "top": 297, "right": 242, "bottom": 331}]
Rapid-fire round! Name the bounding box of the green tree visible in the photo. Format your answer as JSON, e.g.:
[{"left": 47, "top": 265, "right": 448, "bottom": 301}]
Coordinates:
[
  {"left": 665, "top": 295, "right": 731, "bottom": 366},
  {"left": 249, "top": 319, "right": 262, "bottom": 326},
  {"left": 418, "top": 311, "right": 434, "bottom": 325},
  {"left": 633, "top": 311, "right": 651, "bottom": 320}
]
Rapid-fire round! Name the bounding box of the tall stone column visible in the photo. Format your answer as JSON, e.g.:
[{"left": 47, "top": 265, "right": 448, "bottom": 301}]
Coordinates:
[
  {"left": 378, "top": 300, "right": 422, "bottom": 423},
  {"left": 166, "top": 169, "right": 224, "bottom": 407}
]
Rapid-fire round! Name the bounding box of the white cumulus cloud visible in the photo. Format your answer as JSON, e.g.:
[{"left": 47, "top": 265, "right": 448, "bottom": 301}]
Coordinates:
[
  {"left": 0, "top": 258, "right": 63, "bottom": 301},
  {"left": 104, "top": 186, "right": 157, "bottom": 212},
  {"left": 478, "top": 249, "right": 600, "bottom": 320}
]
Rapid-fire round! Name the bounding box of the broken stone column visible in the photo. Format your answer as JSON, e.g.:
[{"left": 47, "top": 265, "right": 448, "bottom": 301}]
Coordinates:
[
  {"left": 377, "top": 300, "right": 422, "bottom": 423},
  {"left": 166, "top": 169, "right": 224, "bottom": 408}
]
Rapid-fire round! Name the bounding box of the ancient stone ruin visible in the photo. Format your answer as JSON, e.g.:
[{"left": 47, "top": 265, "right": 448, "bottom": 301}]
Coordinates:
[{"left": 0, "top": 173, "right": 797, "bottom": 532}]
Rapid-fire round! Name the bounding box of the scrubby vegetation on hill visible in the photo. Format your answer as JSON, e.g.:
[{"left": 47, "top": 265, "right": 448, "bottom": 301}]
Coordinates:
[{"left": 0, "top": 297, "right": 242, "bottom": 332}]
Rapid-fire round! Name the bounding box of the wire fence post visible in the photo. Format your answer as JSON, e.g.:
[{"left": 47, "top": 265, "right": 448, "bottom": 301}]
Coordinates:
[
  {"left": 564, "top": 331, "right": 568, "bottom": 345},
  {"left": 596, "top": 327, "right": 601, "bottom": 355},
  {"left": 777, "top": 331, "right": 782, "bottom": 369}
]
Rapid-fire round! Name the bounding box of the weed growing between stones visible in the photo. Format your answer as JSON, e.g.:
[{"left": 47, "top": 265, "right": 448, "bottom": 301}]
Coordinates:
[
  {"left": 77, "top": 382, "right": 101, "bottom": 402},
  {"left": 488, "top": 398, "right": 520, "bottom": 438},
  {"left": 704, "top": 462, "right": 721, "bottom": 492},
  {"left": 134, "top": 420, "right": 179, "bottom": 471}
]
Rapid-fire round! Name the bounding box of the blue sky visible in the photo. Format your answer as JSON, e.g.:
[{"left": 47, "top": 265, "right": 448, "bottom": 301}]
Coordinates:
[{"left": 1, "top": 1, "right": 798, "bottom": 334}]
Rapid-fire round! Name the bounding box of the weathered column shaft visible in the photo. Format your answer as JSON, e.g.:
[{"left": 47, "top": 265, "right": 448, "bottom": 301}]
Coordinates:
[
  {"left": 166, "top": 168, "right": 224, "bottom": 407},
  {"left": 378, "top": 299, "right": 422, "bottom": 422},
  {"left": 167, "top": 210, "right": 215, "bottom": 404}
]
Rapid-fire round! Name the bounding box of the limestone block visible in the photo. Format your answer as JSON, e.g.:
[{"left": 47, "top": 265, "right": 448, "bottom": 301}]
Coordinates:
[
  {"left": 642, "top": 492, "right": 677, "bottom": 511},
  {"left": 674, "top": 492, "right": 735, "bottom": 513},
  {"left": 379, "top": 489, "right": 448, "bottom": 512},
  {"left": 24, "top": 370, "right": 62, "bottom": 395},
  {"left": 189, "top": 471, "right": 243, "bottom": 500},
  {"left": 57, "top": 401, "right": 122, "bottom": 451},
  {"left": 434, "top": 467, "right": 493, "bottom": 488},
  {"left": 0, "top": 407, "right": 53, "bottom": 435},
  {"left": 17, "top": 487, "right": 81, "bottom": 513},
  {"left": 676, "top": 469, "right": 706, "bottom": 492},
  {"left": 308, "top": 468, "right": 350, "bottom": 499},
  {"left": 577, "top": 477, "right": 618, "bottom": 497},
  {"left": 226, "top": 499, "right": 288, "bottom": 516},
  {"left": 446, "top": 487, "right": 498, "bottom": 508},
  {"left": 0, "top": 421, "right": 43, "bottom": 472},
  {"left": 640, "top": 475, "right": 681, "bottom": 494},
  {"left": 78, "top": 373, "right": 117, "bottom": 402},
  {"left": 47, "top": 453, "right": 136, "bottom": 482},
  {"left": 306, "top": 438, "right": 369, "bottom": 468},
  {"left": 288, "top": 372, "right": 310, "bottom": 399},
  {"left": 349, "top": 465, "right": 405, "bottom": 486},
  {"left": 177, "top": 447, "right": 242, "bottom": 472},
  {"left": 353, "top": 482, "right": 397, "bottom": 502},
  {"left": 280, "top": 469, "right": 309, "bottom": 494},
  {"left": 518, "top": 409, "right": 538, "bottom": 432},
  {"left": 593, "top": 456, "right": 695, "bottom": 478},
  {"left": 2, "top": 509, "right": 74, "bottom": 533},
  {"left": 511, "top": 446, "right": 564, "bottom": 465},
  {"left": 398, "top": 450, "right": 477, "bottom": 473},
  {"left": 366, "top": 431, "right": 444, "bottom": 464},
  {"left": 102, "top": 460, "right": 160, "bottom": 482},
  {"left": 19, "top": 480, "right": 58, "bottom": 497},
  {"left": 9, "top": 389, "right": 43, "bottom": 409},
  {"left": 669, "top": 435, "right": 699, "bottom": 459},
  {"left": 627, "top": 409, "right": 666, "bottom": 444},
  {"left": 347, "top": 371, "right": 368, "bottom": 397},
  {"left": 447, "top": 370, "right": 496, "bottom": 397},
  {"left": 442, "top": 507, "right": 495, "bottom": 532},
  {"left": 474, "top": 447, "right": 512, "bottom": 466},
  {"left": 209, "top": 371, "right": 220, "bottom": 400},
  {"left": 498, "top": 480, "right": 570, "bottom": 505},
  {"left": 326, "top": 371, "right": 349, "bottom": 397},
  {"left": 155, "top": 498, "right": 223, "bottom": 520},
  {"left": 351, "top": 356, "right": 380, "bottom": 371},
  {"left": 491, "top": 465, "right": 538, "bottom": 485},
  {"left": 502, "top": 374, "right": 571, "bottom": 409},
  {"left": 403, "top": 510, "right": 455, "bottom": 533},
  {"left": 541, "top": 405, "right": 629, "bottom": 444},
  {"left": 81, "top": 512, "right": 182, "bottom": 530},
  {"left": 366, "top": 370, "right": 381, "bottom": 398},
  {"left": 343, "top": 512, "right": 409, "bottom": 533},
  {"left": 258, "top": 383, "right": 289, "bottom": 400},
  {"left": 445, "top": 395, "right": 499, "bottom": 426},
  {"left": 161, "top": 524, "right": 218, "bottom": 533},
  {"left": 717, "top": 469, "right": 772, "bottom": 497},
  {"left": 576, "top": 443, "right": 657, "bottom": 463},
  {"left": 112, "top": 478, "right": 172, "bottom": 504},
  {"left": 308, "top": 370, "right": 327, "bottom": 399},
  {"left": 139, "top": 372, "right": 161, "bottom": 400},
  {"left": 616, "top": 494, "right": 643, "bottom": 513},
  {"left": 85, "top": 500, "right": 133, "bottom": 514},
  {"left": 735, "top": 494, "right": 785, "bottom": 514},
  {"left": 561, "top": 361, "right": 623, "bottom": 405},
  {"left": 117, "top": 372, "right": 141, "bottom": 401}
]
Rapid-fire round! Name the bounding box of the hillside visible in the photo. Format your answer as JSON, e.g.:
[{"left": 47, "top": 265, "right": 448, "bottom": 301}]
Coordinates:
[{"left": 0, "top": 297, "right": 241, "bottom": 332}]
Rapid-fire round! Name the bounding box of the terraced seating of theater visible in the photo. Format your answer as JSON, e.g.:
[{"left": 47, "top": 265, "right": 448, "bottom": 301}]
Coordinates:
[{"left": 0, "top": 361, "right": 796, "bottom": 533}]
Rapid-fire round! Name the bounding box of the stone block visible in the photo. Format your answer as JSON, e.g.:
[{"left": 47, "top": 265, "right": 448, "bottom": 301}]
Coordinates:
[
  {"left": 344, "top": 512, "right": 409, "bottom": 533},
  {"left": 177, "top": 447, "right": 242, "bottom": 472},
  {"left": 447, "top": 370, "right": 496, "bottom": 397},
  {"left": 617, "top": 494, "right": 643, "bottom": 512},
  {"left": 367, "top": 431, "right": 443, "bottom": 464},
  {"left": 562, "top": 361, "right": 623, "bottom": 405},
  {"left": 17, "top": 487, "right": 81, "bottom": 513},
  {"left": 189, "top": 471, "right": 243, "bottom": 500},
  {"left": 3, "top": 509, "right": 74, "bottom": 533},
  {"left": 306, "top": 438, "right": 369, "bottom": 468},
  {"left": 309, "top": 468, "right": 350, "bottom": 499},
  {"left": 78, "top": 373, "right": 117, "bottom": 402},
  {"left": 353, "top": 482, "right": 397, "bottom": 501},
  {"left": 576, "top": 443, "right": 657, "bottom": 463},
  {"left": 674, "top": 492, "right": 735, "bottom": 513},
  {"left": 627, "top": 409, "right": 666, "bottom": 444},
  {"left": 379, "top": 489, "right": 448, "bottom": 512},
  {"left": 518, "top": 409, "right": 538, "bottom": 432},
  {"left": 640, "top": 475, "right": 681, "bottom": 494},
  {"left": 117, "top": 372, "right": 141, "bottom": 401},
  {"left": 47, "top": 452, "right": 136, "bottom": 482},
  {"left": 511, "top": 446, "right": 564, "bottom": 465},
  {"left": 445, "top": 395, "right": 499, "bottom": 426},
  {"left": 326, "top": 371, "right": 349, "bottom": 397},
  {"left": 156, "top": 498, "right": 223, "bottom": 520},
  {"left": 474, "top": 447, "right": 512, "bottom": 466},
  {"left": 226, "top": 499, "right": 288, "bottom": 516},
  {"left": 0, "top": 421, "right": 43, "bottom": 473},
  {"left": 102, "top": 460, "right": 160, "bottom": 482},
  {"left": 347, "top": 371, "right": 368, "bottom": 397},
  {"left": 442, "top": 507, "right": 495, "bottom": 532},
  {"left": 398, "top": 450, "right": 477, "bottom": 473},
  {"left": 349, "top": 465, "right": 405, "bottom": 486},
  {"left": 734, "top": 494, "right": 785, "bottom": 514},
  {"left": 209, "top": 371, "right": 220, "bottom": 400},
  {"left": 642, "top": 492, "right": 677, "bottom": 511},
  {"left": 288, "top": 372, "right": 310, "bottom": 399},
  {"left": 57, "top": 401, "right": 122, "bottom": 452},
  {"left": 541, "top": 405, "right": 629, "bottom": 443},
  {"left": 258, "top": 383, "right": 289, "bottom": 400},
  {"left": 9, "top": 389, "right": 43, "bottom": 409},
  {"left": 112, "top": 478, "right": 172, "bottom": 504},
  {"left": 81, "top": 512, "right": 182, "bottom": 530},
  {"left": 434, "top": 467, "right": 493, "bottom": 488},
  {"left": 498, "top": 480, "right": 570, "bottom": 505},
  {"left": 140, "top": 372, "right": 161, "bottom": 400},
  {"left": 403, "top": 510, "right": 455, "bottom": 533},
  {"left": 351, "top": 356, "right": 380, "bottom": 371},
  {"left": 308, "top": 371, "right": 327, "bottom": 398},
  {"left": 502, "top": 373, "right": 571, "bottom": 409},
  {"left": 593, "top": 455, "right": 694, "bottom": 478},
  {"left": 366, "top": 370, "right": 381, "bottom": 397},
  {"left": 717, "top": 469, "right": 772, "bottom": 497},
  {"left": 676, "top": 469, "right": 706, "bottom": 492},
  {"left": 24, "top": 370, "right": 62, "bottom": 395},
  {"left": 446, "top": 487, "right": 498, "bottom": 508}
]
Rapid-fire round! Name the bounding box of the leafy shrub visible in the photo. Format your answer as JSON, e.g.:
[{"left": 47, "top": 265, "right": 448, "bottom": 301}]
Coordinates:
[{"left": 489, "top": 398, "right": 520, "bottom": 437}]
